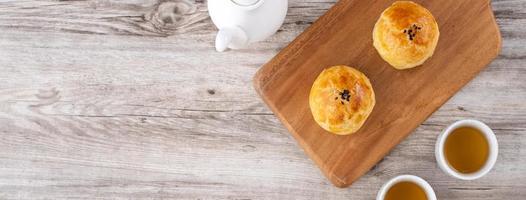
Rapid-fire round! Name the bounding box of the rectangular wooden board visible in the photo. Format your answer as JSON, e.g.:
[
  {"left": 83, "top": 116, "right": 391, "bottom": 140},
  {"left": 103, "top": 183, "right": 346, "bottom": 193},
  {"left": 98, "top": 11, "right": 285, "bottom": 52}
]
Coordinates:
[{"left": 253, "top": 0, "right": 501, "bottom": 187}]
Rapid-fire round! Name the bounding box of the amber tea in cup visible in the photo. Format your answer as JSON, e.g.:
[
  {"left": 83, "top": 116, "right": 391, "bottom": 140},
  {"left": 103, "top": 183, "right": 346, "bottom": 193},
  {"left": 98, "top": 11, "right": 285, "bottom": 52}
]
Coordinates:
[
  {"left": 384, "top": 181, "right": 427, "bottom": 200},
  {"left": 435, "top": 119, "right": 498, "bottom": 180},
  {"left": 444, "top": 126, "right": 489, "bottom": 173},
  {"left": 376, "top": 175, "right": 436, "bottom": 200}
]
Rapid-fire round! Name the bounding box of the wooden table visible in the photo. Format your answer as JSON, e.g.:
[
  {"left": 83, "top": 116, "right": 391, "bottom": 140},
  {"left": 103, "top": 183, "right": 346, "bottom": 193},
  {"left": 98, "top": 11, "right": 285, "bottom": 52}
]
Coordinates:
[{"left": 0, "top": 0, "right": 524, "bottom": 199}]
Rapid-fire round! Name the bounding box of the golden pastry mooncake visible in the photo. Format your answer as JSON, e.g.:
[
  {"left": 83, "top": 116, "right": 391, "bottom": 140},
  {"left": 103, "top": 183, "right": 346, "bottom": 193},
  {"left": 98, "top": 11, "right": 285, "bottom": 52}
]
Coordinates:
[
  {"left": 309, "top": 65, "right": 375, "bottom": 135},
  {"left": 373, "top": 1, "right": 440, "bottom": 69}
]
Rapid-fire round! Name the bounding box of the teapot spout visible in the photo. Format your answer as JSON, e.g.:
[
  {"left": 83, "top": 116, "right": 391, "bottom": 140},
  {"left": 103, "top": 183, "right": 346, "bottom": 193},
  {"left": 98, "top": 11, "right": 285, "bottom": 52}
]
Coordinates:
[
  {"left": 215, "top": 29, "right": 231, "bottom": 52},
  {"left": 215, "top": 27, "right": 248, "bottom": 52}
]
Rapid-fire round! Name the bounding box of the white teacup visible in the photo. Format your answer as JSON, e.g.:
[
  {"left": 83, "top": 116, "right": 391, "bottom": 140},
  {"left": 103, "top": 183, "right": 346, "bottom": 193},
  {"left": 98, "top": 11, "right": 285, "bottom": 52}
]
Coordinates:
[
  {"left": 376, "top": 175, "right": 437, "bottom": 200},
  {"left": 435, "top": 119, "right": 498, "bottom": 180}
]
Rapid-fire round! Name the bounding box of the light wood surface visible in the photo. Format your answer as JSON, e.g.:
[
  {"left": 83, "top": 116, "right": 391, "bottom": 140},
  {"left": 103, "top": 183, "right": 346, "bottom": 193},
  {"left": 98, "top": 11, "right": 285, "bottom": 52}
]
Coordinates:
[
  {"left": 254, "top": 0, "right": 501, "bottom": 188},
  {"left": 0, "top": 0, "right": 524, "bottom": 199}
]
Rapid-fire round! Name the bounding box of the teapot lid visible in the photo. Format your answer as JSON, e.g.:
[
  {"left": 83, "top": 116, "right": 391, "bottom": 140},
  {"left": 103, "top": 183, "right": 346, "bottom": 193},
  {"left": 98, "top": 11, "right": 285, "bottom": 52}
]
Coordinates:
[
  {"left": 230, "top": 0, "right": 264, "bottom": 10},
  {"left": 231, "top": 0, "right": 261, "bottom": 6}
]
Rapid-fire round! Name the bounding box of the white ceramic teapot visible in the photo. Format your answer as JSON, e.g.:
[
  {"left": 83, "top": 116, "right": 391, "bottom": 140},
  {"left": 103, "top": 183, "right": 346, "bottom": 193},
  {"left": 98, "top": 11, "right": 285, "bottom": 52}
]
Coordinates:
[{"left": 208, "top": 0, "right": 288, "bottom": 52}]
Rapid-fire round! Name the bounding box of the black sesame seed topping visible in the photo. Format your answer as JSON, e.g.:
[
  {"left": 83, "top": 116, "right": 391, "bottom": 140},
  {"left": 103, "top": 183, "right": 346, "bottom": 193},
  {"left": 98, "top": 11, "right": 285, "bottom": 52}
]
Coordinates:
[
  {"left": 405, "top": 24, "right": 422, "bottom": 41},
  {"left": 339, "top": 89, "right": 351, "bottom": 102}
]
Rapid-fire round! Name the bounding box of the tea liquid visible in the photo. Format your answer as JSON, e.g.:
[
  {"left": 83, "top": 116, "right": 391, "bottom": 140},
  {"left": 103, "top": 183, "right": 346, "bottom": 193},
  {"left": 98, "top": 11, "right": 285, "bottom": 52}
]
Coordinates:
[
  {"left": 444, "top": 127, "right": 489, "bottom": 173},
  {"left": 385, "top": 181, "right": 427, "bottom": 200}
]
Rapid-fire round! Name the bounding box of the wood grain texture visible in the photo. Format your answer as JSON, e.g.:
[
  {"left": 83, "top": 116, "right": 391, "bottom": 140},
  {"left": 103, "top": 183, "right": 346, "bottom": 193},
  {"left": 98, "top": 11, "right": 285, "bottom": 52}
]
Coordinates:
[
  {"left": 254, "top": 0, "right": 501, "bottom": 188},
  {"left": 0, "top": 0, "right": 524, "bottom": 199}
]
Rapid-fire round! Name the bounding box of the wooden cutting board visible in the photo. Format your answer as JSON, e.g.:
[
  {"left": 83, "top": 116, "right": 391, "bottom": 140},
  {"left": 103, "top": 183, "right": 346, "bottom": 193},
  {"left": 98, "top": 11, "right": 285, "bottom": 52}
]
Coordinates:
[{"left": 253, "top": 0, "right": 501, "bottom": 187}]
